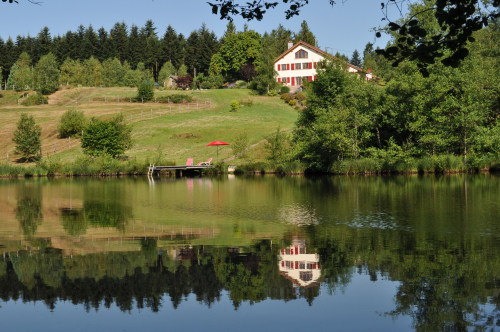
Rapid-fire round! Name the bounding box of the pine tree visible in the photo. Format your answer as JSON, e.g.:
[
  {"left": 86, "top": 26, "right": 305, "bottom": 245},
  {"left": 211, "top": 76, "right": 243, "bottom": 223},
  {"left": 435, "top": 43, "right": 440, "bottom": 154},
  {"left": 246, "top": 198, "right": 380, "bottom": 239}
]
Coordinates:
[
  {"left": 177, "top": 33, "right": 186, "bottom": 69},
  {"left": 0, "top": 37, "right": 5, "bottom": 83},
  {"left": 293, "top": 20, "right": 316, "bottom": 46},
  {"left": 97, "top": 27, "right": 115, "bottom": 62},
  {"left": 4, "top": 38, "right": 16, "bottom": 84},
  {"left": 75, "top": 25, "right": 86, "bottom": 60},
  {"left": 220, "top": 21, "right": 237, "bottom": 44},
  {"left": 35, "top": 26, "right": 52, "bottom": 63},
  {"left": 81, "top": 25, "right": 98, "bottom": 59},
  {"left": 161, "top": 25, "right": 180, "bottom": 69},
  {"left": 127, "top": 25, "right": 142, "bottom": 68},
  {"left": 270, "top": 24, "right": 292, "bottom": 55},
  {"left": 350, "top": 49, "right": 362, "bottom": 67},
  {"left": 110, "top": 22, "right": 128, "bottom": 64},
  {"left": 6, "top": 63, "right": 18, "bottom": 90},
  {"left": 185, "top": 30, "right": 200, "bottom": 77}
]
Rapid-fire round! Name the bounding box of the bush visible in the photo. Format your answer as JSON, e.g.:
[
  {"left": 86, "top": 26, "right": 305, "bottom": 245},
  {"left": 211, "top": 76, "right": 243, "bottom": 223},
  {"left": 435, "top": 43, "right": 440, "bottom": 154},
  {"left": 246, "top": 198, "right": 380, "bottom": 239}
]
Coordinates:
[
  {"left": 137, "top": 81, "right": 155, "bottom": 101},
  {"left": 232, "top": 132, "right": 249, "bottom": 158},
  {"left": 176, "top": 75, "right": 193, "bottom": 90},
  {"left": 267, "top": 90, "right": 278, "bottom": 96},
  {"left": 58, "top": 108, "right": 86, "bottom": 138},
  {"left": 289, "top": 100, "right": 297, "bottom": 106},
  {"left": 156, "top": 94, "right": 193, "bottom": 103},
  {"left": 21, "top": 94, "right": 49, "bottom": 106},
  {"left": 280, "top": 93, "right": 292, "bottom": 102},
  {"left": 37, "top": 154, "right": 63, "bottom": 175},
  {"left": 81, "top": 114, "right": 132, "bottom": 158},
  {"left": 280, "top": 86, "right": 290, "bottom": 94},
  {"left": 239, "top": 97, "right": 253, "bottom": 107},
  {"left": 200, "top": 81, "right": 213, "bottom": 89},
  {"left": 294, "top": 92, "right": 306, "bottom": 101},
  {"left": 230, "top": 100, "right": 239, "bottom": 112},
  {"left": 248, "top": 80, "right": 258, "bottom": 90},
  {"left": 190, "top": 82, "right": 197, "bottom": 90}
]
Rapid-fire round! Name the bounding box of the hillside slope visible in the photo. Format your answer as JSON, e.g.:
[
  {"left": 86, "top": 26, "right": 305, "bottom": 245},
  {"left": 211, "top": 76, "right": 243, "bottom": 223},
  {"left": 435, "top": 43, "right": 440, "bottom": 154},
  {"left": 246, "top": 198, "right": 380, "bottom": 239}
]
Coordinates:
[{"left": 0, "top": 88, "right": 298, "bottom": 165}]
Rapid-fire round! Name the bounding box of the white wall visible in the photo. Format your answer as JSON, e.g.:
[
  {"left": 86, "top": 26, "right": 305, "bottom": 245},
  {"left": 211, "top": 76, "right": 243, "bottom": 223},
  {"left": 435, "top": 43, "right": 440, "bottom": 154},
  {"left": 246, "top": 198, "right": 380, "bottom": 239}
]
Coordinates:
[{"left": 275, "top": 45, "right": 324, "bottom": 86}]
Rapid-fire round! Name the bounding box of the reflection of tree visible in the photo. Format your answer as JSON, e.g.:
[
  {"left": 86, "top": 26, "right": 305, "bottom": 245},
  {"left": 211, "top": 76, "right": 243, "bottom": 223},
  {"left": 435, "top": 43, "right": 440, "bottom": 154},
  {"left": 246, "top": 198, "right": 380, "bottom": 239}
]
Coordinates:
[
  {"left": 140, "top": 238, "right": 157, "bottom": 257},
  {"left": 83, "top": 200, "right": 131, "bottom": 231},
  {"left": 60, "top": 208, "right": 87, "bottom": 236},
  {"left": 15, "top": 197, "right": 43, "bottom": 236}
]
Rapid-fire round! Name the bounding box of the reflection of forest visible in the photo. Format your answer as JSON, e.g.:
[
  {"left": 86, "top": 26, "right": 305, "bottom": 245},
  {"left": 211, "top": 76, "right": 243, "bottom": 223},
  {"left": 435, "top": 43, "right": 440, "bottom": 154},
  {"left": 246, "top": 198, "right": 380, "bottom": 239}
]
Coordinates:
[{"left": 1, "top": 226, "right": 500, "bottom": 332}]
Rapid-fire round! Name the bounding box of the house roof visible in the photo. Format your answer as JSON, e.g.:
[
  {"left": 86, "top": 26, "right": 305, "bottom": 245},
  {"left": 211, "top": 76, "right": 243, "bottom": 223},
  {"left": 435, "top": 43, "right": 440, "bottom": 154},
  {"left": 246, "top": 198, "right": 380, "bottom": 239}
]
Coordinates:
[{"left": 274, "top": 40, "right": 366, "bottom": 74}]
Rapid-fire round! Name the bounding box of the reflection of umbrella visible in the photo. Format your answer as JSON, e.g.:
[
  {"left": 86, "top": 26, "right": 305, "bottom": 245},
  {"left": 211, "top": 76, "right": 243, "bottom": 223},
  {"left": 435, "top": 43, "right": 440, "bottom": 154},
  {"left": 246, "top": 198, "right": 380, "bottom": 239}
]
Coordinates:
[{"left": 206, "top": 141, "right": 229, "bottom": 164}]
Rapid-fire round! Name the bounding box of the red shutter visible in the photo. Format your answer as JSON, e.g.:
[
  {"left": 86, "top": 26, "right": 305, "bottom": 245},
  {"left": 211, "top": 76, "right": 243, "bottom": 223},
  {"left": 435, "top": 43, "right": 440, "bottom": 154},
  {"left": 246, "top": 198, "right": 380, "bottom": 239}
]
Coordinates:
[
  {"left": 277, "top": 64, "right": 280, "bottom": 71},
  {"left": 291, "top": 64, "right": 295, "bottom": 70},
  {"left": 287, "top": 77, "right": 290, "bottom": 84},
  {"left": 287, "top": 63, "right": 290, "bottom": 70},
  {"left": 295, "top": 261, "right": 299, "bottom": 269},
  {"left": 295, "top": 246, "right": 298, "bottom": 255},
  {"left": 282, "top": 261, "right": 284, "bottom": 267},
  {"left": 314, "top": 76, "right": 317, "bottom": 81},
  {"left": 313, "top": 263, "right": 317, "bottom": 269},
  {"left": 314, "top": 62, "right": 317, "bottom": 69},
  {"left": 309, "top": 76, "right": 312, "bottom": 82},
  {"left": 309, "top": 62, "right": 312, "bottom": 69},
  {"left": 277, "top": 78, "right": 280, "bottom": 83},
  {"left": 292, "top": 77, "right": 295, "bottom": 86}
]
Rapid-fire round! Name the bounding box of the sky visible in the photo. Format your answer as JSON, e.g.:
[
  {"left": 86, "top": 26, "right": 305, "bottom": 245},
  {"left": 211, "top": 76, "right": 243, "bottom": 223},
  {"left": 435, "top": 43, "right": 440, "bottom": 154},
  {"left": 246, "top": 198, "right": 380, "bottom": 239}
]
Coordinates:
[{"left": 0, "top": 0, "right": 403, "bottom": 58}]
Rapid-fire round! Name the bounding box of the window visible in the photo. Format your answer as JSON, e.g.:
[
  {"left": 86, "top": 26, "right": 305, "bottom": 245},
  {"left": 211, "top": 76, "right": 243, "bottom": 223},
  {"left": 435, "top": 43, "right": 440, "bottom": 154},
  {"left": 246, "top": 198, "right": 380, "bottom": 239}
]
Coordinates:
[
  {"left": 299, "top": 247, "right": 305, "bottom": 254},
  {"left": 295, "top": 49, "right": 308, "bottom": 58},
  {"left": 299, "top": 262, "right": 305, "bottom": 269},
  {"left": 281, "top": 64, "right": 287, "bottom": 71},
  {"left": 296, "top": 63, "right": 301, "bottom": 70},
  {"left": 296, "top": 77, "right": 302, "bottom": 85},
  {"left": 303, "top": 63, "right": 310, "bottom": 69},
  {"left": 307, "top": 263, "right": 313, "bottom": 269},
  {"left": 300, "top": 271, "right": 312, "bottom": 282}
]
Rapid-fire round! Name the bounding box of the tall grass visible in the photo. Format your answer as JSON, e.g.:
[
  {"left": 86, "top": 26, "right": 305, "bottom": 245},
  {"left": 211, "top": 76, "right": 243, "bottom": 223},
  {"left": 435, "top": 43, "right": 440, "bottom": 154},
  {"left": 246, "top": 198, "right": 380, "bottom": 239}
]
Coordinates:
[
  {"left": 330, "top": 155, "right": 469, "bottom": 174},
  {"left": 234, "top": 161, "right": 306, "bottom": 175}
]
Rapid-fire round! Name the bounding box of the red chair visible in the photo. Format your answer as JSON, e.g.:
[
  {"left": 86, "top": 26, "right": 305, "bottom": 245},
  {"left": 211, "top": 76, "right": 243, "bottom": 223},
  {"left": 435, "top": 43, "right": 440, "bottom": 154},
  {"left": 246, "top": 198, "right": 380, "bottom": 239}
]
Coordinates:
[{"left": 186, "top": 158, "right": 193, "bottom": 166}]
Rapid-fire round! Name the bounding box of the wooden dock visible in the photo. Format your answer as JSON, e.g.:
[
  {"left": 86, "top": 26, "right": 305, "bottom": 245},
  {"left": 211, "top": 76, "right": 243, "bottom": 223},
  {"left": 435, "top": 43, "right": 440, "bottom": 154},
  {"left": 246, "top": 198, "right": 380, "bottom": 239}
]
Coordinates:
[{"left": 148, "top": 164, "right": 213, "bottom": 176}]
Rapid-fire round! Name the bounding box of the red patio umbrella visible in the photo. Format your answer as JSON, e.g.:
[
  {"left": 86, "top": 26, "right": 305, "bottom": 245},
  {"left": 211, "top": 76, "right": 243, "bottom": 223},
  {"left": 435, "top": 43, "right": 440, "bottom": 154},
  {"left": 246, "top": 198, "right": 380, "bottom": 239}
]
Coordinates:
[{"left": 206, "top": 141, "right": 229, "bottom": 164}]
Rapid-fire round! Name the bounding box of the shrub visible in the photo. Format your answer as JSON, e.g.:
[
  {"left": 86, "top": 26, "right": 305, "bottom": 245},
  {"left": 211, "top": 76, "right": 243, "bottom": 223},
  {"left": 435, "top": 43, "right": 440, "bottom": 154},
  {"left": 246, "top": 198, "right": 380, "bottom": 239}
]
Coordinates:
[
  {"left": 239, "top": 97, "right": 253, "bottom": 107},
  {"left": 280, "top": 93, "right": 292, "bottom": 102},
  {"left": 58, "top": 108, "right": 86, "bottom": 138},
  {"left": 230, "top": 100, "right": 239, "bottom": 112},
  {"left": 81, "top": 114, "right": 132, "bottom": 158},
  {"left": 190, "top": 82, "right": 197, "bottom": 90},
  {"left": 137, "top": 81, "right": 155, "bottom": 101},
  {"left": 176, "top": 75, "right": 193, "bottom": 90},
  {"left": 248, "top": 80, "right": 258, "bottom": 90},
  {"left": 289, "top": 100, "right": 297, "bottom": 106},
  {"left": 200, "top": 81, "right": 213, "bottom": 89},
  {"left": 21, "top": 94, "right": 49, "bottom": 106},
  {"left": 294, "top": 92, "right": 306, "bottom": 101},
  {"left": 37, "top": 154, "right": 63, "bottom": 175},
  {"left": 232, "top": 132, "right": 249, "bottom": 158},
  {"left": 280, "top": 86, "right": 290, "bottom": 94},
  {"left": 157, "top": 94, "right": 193, "bottom": 103},
  {"left": 267, "top": 90, "right": 278, "bottom": 96}
]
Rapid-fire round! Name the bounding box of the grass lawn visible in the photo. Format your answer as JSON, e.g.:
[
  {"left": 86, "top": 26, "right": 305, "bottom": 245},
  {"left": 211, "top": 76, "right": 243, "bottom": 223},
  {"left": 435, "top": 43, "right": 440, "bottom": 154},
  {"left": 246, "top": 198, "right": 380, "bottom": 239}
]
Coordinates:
[{"left": 0, "top": 87, "right": 298, "bottom": 166}]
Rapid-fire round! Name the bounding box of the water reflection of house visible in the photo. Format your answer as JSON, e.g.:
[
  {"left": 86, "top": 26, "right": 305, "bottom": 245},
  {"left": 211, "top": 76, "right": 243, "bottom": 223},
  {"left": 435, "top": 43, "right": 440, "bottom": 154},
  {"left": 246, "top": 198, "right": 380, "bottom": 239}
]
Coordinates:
[{"left": 279, "top": 238, "right": 321, "bottom": 288}]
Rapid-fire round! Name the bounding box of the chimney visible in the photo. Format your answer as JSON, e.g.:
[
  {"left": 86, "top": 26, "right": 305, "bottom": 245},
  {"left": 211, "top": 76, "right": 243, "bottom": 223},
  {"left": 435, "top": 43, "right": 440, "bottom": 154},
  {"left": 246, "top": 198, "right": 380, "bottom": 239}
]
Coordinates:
[{"left": 288, "top": 40, "right": 293, "bottom": 49}]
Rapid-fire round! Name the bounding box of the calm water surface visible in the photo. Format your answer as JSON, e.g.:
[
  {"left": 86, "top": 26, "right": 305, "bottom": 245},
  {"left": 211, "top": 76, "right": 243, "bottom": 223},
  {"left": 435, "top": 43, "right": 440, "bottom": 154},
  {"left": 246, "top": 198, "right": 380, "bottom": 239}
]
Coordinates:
[{"left": 1, "top": 174, "right": 499, "bottom": 331}]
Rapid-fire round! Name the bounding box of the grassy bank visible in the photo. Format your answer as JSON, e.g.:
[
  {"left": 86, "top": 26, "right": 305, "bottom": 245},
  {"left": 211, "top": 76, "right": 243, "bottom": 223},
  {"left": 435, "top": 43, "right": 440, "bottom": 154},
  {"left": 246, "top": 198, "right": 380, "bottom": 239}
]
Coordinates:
[{"left": 0, "top": 87, "right": 297, "bottom": 166}]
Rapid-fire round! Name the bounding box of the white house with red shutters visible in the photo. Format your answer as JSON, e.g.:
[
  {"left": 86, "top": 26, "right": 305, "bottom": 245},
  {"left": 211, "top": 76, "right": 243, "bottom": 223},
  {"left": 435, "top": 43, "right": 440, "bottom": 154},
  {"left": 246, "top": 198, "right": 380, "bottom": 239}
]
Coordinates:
[
  {"left": 275, "top": 40, "right": 374, "bottom": 92},
  {"left": 279, "top": 238, "right": 322, "bottom": 288}
]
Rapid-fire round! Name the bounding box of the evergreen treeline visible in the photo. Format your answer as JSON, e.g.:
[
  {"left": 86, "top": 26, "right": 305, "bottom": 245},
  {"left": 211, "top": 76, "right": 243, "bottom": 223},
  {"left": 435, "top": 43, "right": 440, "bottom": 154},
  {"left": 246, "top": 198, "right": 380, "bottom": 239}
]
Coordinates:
[{"left": 0, "top": 20, "right": 318, "bottom": 88}]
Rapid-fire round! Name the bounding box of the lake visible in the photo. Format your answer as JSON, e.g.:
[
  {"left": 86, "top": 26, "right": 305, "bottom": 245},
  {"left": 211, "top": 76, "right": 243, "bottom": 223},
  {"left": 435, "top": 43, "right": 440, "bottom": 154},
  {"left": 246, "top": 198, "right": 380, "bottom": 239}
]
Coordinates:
[{"left": 1, "top": 174, "right": 499, "bottom": 331}]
